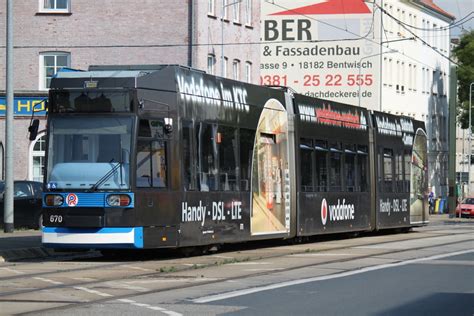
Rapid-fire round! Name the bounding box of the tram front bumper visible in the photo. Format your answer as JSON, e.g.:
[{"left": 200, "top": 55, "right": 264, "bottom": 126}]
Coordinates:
[{"left": 42, "top": 227, "right": 144, "bottom": 249}]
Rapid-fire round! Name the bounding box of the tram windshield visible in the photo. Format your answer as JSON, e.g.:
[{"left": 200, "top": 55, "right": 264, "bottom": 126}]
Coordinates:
[{"left": 46, "top": 116, "right": 133, "bottom": 190}]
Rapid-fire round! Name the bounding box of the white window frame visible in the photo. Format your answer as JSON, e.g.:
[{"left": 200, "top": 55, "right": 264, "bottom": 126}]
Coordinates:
[
  {"left": 39, "top": 52, "right": 71, "bottom": 90},
  {"left": 207, "top": 54, "right": 216, "bottom": 75},
  {"left": 232, "top": 59, "right": 240, "bottom": 80},
  {"left": 245, "top": 0, "right": 252, "bottom": 26},
  {"left": 232, "top": 1, "right": 240, "bottom": 23},
  {"left": 208, "top": 0, "right": 215, "bottom": 16},
  {"left": 28, "top": 132, "right": 46, "bottom": 182},
  {"left": 223, "top": 56, "right": 228, "bottom": 78},
  {"left": 245, "top": 61, "right": 252, "bottom": 83},
  {"left": 39, "top": 0, "right": 70, "bottom": 13},
  {"left": 222, "top": 0, "right": 229, "bottom": 21}
]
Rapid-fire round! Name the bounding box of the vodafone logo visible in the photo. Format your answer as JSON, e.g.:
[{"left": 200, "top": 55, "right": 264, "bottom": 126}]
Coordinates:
[
  {"left": 321, "top": 198, "right": 328, "bottom": 225},
  {"left": 321, "top": 198, "right": 355, "bottom": 225}
]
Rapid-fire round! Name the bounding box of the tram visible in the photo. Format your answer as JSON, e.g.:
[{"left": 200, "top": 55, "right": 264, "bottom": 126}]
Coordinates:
[{"left": 35, "top": 65, "right": 428, "bottom": 250}]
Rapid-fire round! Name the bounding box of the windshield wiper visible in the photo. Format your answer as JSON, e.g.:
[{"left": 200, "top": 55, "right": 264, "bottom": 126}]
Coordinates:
[{"left": 88, "top": 159, "right": 123, "bottom": 192}]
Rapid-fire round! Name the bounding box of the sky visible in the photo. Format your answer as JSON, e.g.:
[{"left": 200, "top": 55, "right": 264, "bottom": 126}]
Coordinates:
[{"left": 435, "top": 0, "right": 473, "bottom": 37}]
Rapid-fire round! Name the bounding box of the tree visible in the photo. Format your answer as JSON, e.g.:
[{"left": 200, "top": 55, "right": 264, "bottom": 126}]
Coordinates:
[{"left": 453, "top": 30, "right": 474, "bottom": 129}]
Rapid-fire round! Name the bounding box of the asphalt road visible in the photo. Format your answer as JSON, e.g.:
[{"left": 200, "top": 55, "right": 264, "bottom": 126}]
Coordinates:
[
  {"left": 208, "top": 252, "right": 474, "bottom": 316},
  {"left": 0, "top": 221, "right": 465, "bottom": 316}
]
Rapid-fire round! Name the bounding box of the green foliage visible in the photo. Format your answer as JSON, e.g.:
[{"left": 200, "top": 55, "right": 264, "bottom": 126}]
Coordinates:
[{"left": 453, "top": 30, "right": 474, "bottom": 129}]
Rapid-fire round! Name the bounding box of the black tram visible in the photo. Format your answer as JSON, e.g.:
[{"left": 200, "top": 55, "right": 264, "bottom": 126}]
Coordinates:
[{"left": 38, "top": 65, "right": 428, "bottom": 250}]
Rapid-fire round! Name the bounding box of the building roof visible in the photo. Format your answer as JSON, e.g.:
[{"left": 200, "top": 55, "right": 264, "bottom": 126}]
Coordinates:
[{"left": 415, "top": 0, "right": 455, "bottom": 20}]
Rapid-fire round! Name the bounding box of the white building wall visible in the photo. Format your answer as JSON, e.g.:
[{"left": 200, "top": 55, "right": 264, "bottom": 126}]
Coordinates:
[{"left": 378, "top": 0, "right": 452, "bottom": 199}]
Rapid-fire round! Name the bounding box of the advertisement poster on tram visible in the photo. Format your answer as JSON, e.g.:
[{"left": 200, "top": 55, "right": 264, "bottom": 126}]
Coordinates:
[{"left": 261, "top": 0, "right": 380, "bottom": 108}]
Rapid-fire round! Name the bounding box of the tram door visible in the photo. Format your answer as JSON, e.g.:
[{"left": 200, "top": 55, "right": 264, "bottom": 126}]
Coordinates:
[
  {"left": 410, "top": 129, "right": 429, "bottom": 224},
  {"left": 251, "top": 99, "right": 291, "bottom": 235}
]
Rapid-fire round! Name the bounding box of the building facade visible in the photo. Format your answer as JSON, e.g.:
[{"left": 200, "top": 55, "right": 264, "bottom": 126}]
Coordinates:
[
  {"left": 0, "top": 0, "right": 260, "bottom": 182},
  {"left": 380, "top": 0, "right": 453, "bottom": 200},
  {"left": 260, "top": 0, "right": 454, "bottom": 199}
]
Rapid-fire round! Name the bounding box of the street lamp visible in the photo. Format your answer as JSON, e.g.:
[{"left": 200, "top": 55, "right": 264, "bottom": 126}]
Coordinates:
[{"left": 221, "top": 0, "right": 242, "bottom": 77}]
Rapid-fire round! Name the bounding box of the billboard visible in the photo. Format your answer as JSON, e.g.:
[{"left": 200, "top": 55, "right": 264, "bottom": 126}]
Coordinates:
[
  {"left": 261, "top": 0, "right": 380, "bottom": 108},
  {"left": 0, "top": 97, "right": 48, "bottom": 116}
]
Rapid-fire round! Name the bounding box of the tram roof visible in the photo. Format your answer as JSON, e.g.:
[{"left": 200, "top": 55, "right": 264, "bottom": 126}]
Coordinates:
[{"left": 54, "top": 70, "right": 149, "bottom": 79}]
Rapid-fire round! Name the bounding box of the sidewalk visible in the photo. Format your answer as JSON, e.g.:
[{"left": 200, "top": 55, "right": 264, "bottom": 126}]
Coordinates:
[
  {"left": 0, "top": 215, "right": 472, "bottom": 262},
  {"left": 0, "top": 229, "right": 53, "bottom": 262}
]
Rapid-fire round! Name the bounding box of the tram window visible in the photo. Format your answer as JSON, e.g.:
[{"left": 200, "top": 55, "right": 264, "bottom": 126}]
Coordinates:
[
  {"left": 182, "top": 120, "right": 195, "bottom": 191},
  {"left": 300, "top": 138, "right": 314, "bottom": 192},
  {"left": 71, "top": 135, "right": 89, "bottom": 161},
  {"left": 404, "top": 150, "right": 411, "bottom": 192},
  {"left": 383, "top": 148, "right": 394, "bottom": 193},
  {"left": 136, "top": 140, "right": 168, "bottom": 188},
  {"left": 239, "top": 128, "right": 254, "bottom": 191},
  {"left": 357, "top": 145, "right": 368, "bottom": 192},
  {"left": 344, "top": 145, "right": 356, "bottom": 192},
  {"left": 218, "top": 126, "right": 238, "bottom": 191},
  {"left": 97, "top": 135, "right": 121, "bottom": 162},
  {"left": 329, "top": 143, "right": 342, "bottom": 191},
  {"left": 196, "top": 123, "right": 218, "bottom": 191},
  {"left": 315, "top": 140, "right": 328, "bottom": 192},
  {"left": 395, "top": 152, "right": 404, "bottom": 192}
]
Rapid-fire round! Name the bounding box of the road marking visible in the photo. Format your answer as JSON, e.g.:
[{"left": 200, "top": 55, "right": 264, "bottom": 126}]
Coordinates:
[
  {"left": 243, "top": 268, "right": 285, "bottom": 272},
  {"left": 121, "top": 265, "right": 155, "bottom": 272},
  {"left": 230, "top": 262, "right": 271, "bottom": 265},
  {"left": 288, "top": 253, "right": 353, "bottom": 257},
  {"left": 416, "top": 259, "right": 474, "bottom": 266},
  {"left": 74, "top": 286, "right": 113, "bottom": 297},
  {"left": 193, "top": 249, "right": 474, "bottom": 304},
  {"left": 117, "top": 298, "right": 182, "bottom": 315},
  {"left": 71, "top": 277, "right": 96, "bottom": 282},
  {"left": 106, "top": 281, "right": 149, "bottom": 292},
  {"left": 33, "top": 277, "right": 64, "bottom": 285},
  {"left": 0, "top": 267, "right": 24, "bottom": 275}
]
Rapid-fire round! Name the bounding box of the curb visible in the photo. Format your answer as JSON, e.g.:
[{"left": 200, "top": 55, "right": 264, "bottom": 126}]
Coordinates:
[{"left": 0, "top": 247, "right": 55, "bottom": 262}]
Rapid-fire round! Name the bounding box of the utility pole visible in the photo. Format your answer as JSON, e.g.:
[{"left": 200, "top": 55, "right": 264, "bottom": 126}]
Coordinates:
[
  {"left": 3, "top": 0, "right": 14, "bottom": 233},
  {"left": 447, "top": 65, "right": 456, "bottom": 217}
]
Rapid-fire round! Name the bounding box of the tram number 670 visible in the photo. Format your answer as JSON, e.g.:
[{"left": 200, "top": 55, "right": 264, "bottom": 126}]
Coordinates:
[{"left": 49, "top": 215, "right": 63, "bottom": 223}]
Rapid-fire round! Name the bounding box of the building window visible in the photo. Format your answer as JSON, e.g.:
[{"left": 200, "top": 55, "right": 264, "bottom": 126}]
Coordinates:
[
  {"left": 232, "top": 0, "right": 240, "bottom": 23},
  {"left": 223, "top": 56, "right": 228, "bottom": 78},
  {"left": 207, "top": 54, "right": 216, "bottom": 75},
  {"left": 232, "top": 59, "right": 240, "bottom": 80},
  {"left": 222, "top": 0, "right": 229, "bottom": 20},
  {"left": 39, "top": 52, "right": 70, "bottom": 90},
  {"left": 40, "top": 0, "right": 70, "bottom": 13},
  {"left": 245, "top": 0, "right": 252, "bottom": 26},
  {"left": 245, "top": 61, "right": 252, "bottom": 83},
  {"left": 208, "top": 0, "right": 215, "bottom": 16},
  {"left": 30, "top": 134, "right": 46, "bottom": 182}
]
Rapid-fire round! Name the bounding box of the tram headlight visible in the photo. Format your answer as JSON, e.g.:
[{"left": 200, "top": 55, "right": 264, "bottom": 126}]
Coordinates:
[
  {"left": 45, "top": 194, "right": 64, "bottom": 206},
  {"left": 106, "top": 194, "right": 131, "bottom": 207}
]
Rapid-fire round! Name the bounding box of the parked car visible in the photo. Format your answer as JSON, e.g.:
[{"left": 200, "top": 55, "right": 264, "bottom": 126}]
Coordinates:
[
  {"left": 455, "top": 197, "right": 474, "bottom": 218},
  {"left": 0, "top": 180, "right": 43, "bottom": 229}
]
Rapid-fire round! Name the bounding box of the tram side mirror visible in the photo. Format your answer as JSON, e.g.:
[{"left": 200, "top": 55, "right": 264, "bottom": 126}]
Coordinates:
[{"left": 28, "top": 119, "right": 40, "bottom": 141}]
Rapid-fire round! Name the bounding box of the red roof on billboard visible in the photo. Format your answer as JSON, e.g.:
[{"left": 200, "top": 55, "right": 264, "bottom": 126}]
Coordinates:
[{"left": 271, "top": 0, "right": 371, "bottom": 16}]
